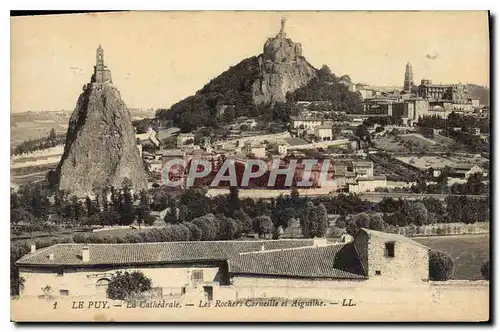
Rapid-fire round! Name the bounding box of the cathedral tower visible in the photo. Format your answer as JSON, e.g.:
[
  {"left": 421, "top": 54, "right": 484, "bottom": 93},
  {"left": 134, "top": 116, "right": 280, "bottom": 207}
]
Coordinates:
[{"left": 403, "top": 62, "right": 414, "bottom": 92}]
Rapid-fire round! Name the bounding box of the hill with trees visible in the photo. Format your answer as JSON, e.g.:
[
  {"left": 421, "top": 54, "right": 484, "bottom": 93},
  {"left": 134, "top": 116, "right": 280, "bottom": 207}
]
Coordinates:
[
  {"left": 466, "top": 84, "right": 489, "bottom": 105},
  {"left": 155, "top": 24, "right": 363, "bottom": 132}
]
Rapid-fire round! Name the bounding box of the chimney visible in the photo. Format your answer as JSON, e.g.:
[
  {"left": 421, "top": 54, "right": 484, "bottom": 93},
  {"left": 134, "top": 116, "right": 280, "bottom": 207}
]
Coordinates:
[
  {"left": 82, "top": 246, "right": 90, "bottom": 262},
  {"left": 260, "top": 244, "right": 265, "bottom": 251},
  {"left": 30, "top": 243, "right": 36, "bottom": 254},
  {"left": 48, "top": 251, "right": 54, "bottom": 260},
  {"left": 313, "top": 237, "right": 328, "bottom": 247}
]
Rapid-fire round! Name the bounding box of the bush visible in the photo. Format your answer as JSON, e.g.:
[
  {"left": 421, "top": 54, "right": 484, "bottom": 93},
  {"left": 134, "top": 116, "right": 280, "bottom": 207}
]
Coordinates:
[
  {"left": 429, "top": 250, "right": 454, "bottom": 281},
  {"left": 183, "top": 222, "right": 202, "bottom": 241},
  {"left": 480, "top": 260, "right": 490, "bottom": 280},
  {"left": 144, "top": 214, "right": 156, "bottom": 226},
  {"left": 106, "top": 271, "right": 152, "bottom": 300}
]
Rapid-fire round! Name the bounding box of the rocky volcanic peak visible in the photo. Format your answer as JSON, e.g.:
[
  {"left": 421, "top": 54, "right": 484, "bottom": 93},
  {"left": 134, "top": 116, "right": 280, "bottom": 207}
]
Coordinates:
[
  {"left": 252, "top": 18, "right": 317, "bottom": 105},
  {"left": 56, "top": 46, "right": 147, "bottom": 197}
]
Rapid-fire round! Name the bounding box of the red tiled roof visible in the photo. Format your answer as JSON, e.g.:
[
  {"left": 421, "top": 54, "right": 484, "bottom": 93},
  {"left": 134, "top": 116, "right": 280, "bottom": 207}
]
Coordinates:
[
  {"left": 16, "top": 240, "right": 315, "bottom": 268},
  {"left": 228, "top": 243, "right": 366, "bottom": 279}
]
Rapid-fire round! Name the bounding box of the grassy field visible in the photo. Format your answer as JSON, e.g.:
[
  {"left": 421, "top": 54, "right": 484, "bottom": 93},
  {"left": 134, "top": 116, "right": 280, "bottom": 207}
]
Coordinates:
[
  {"left": 399, "top": 133, "right": 439, "bottom": 148},
  {"left": 414, "top": 234, "right": 490, "bottom": 280}
]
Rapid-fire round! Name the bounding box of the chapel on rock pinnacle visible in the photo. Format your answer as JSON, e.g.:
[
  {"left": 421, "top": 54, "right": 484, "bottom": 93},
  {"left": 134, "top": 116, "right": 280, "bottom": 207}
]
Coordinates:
[{"left": 91, "top": 45, "right": 113, "bottom": 84}]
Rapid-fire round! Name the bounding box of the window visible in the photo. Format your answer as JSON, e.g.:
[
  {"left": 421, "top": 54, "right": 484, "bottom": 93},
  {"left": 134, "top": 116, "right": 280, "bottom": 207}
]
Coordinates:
[
  {"left": 59, "top": 289, "right": 69, "bottom": 296},
  {"left": 375, "top": 270, "right": 381, "bottom": 276},
  {"left": 385, "top": 242, "right": 395, "bottom": 258},
  {"left": 203, "top": 286, "right": 213, "bottom": 301},
  {"left": 192, "top": 269, "right": 204, "bottom": 286}
]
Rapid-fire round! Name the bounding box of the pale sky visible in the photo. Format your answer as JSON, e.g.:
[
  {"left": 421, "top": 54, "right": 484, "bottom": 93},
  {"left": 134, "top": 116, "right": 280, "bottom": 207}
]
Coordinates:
[{"left": 11, "top": 11, "right": 489, "bottom": 112}]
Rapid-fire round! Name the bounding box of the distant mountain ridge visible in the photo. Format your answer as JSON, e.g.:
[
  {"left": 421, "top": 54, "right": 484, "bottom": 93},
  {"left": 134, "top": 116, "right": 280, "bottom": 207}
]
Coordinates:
[{"left": 466, "top": 84, "right": 489, "bottom": 106}]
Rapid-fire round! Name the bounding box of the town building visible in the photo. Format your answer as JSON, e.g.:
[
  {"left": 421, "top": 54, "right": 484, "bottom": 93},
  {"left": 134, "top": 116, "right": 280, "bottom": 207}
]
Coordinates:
[
  {"left": 16, "top": 229, "right": 430, "bottom": 298},
  {"left": 136, "top": 128, "right": 160, "bottom": 149},
  {"left": 352, "top": 160, "right": 374, "bottom": 177},
  {"left": 231, "top": 229, "right": 429, "bottom": 286},
  {"left": 289, "top": 116, "right": 326, "bottom": 131},
  {"left": 157, "top": 127, "right": 181, "bottom": 142},
  {"left": 275, "top": 139, "right": 290, "bottom": 155},
  {"left": 348, "top": 175, "right": 387, "bottom": 193},
  {"left": 417, "top": 79, "right": 465, "bottom": 102},
  {"left": 16, "top": 240, "right": 314, "bottom": 297},
  {"left": 409, "top": 98, "right": 430, "bottom": 120},
  {"left": 451, "top": 164, "right": 488, "bottom": 179},
  {"left": 314, "top": 125, "right": 333, "bottom": 141},
  {"left": 243, "top": 142, "right": 266, "bottom": 158},
  {"left": 392, "top": 102, "right": 415, "bottom": 125},
  {"left": 177, "top": 133, "right": 195, "bottom": 147}
]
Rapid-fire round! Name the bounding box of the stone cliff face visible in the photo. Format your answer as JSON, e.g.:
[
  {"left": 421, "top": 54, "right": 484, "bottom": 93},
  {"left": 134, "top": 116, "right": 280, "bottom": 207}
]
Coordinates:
[
  {"left": 251, "top": 28, "right": 317, "bottom": 105},
  {"left": 56, "top": 77, "right": 147, "bottom": 197}
]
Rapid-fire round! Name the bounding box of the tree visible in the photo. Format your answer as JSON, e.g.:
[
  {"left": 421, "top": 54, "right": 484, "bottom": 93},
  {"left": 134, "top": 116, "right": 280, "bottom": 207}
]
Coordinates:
[
  {"left": 143, "top": 214, "right": 156, "bottom": 227},
  {"left": 179, "top": 187, "right": 209, "bottom": 222},
  {"left": 178, "top": 205, "right": 189, "bottom": 224},
  {"left": 48, "top": 128, "right": 57, "bottom": 141},
  {"left": 355, "top": 124, "right": 370, "bottom": 142},
  {"left": 151, "top": 190, "right": 168, "bottom": 211},
  {"left": 465, "top": 173, "right": 487, "bottom": 195},
  {"left": 121, "top": 177, "right": 133, "bottom": 191},
  {"left": 368, "top": 214, "right": 384, "bottom": 231},
  {"left": 11, "top": 208, "right": 35, "bottom": 226},
  {"left": 183, "top": 222, "right": 202, "bottom": 241},
  {"left": 106, "top": 271, "right": 152, "bottom": 300},
  {"left": 118, "top": 189, "right": 135, "bottom": 225},
  {"left": 191, "top": 214, "right": 219, "bottom": 240},
  {"left": 218, "top": 216, "right": 239, "bottom": 240},
  {"left": 480, "top": 260, "right": 490, "bottom": 280},
  {"left": 233, "top": 209, "right": 252, "bottom": 235},
  {"left": 402, "top": 201, "right": 429, "bottom": 226},
  {"left": 253, "top": 216, "right": 273, "bottom": 238},
  {"left": 422, "top": 197, "right": 445, "bottom": 217},
  {"left": 134, "top": 119, "right": 151, "bottom": 134},
  {"left": 136, "top": 190, "right": 151, "bottom": 228},
  {"left": 228, "top": 186, "right": 241, "bottom": 216},
  {"left": 353, "top": 212, "right": 371, "bottom": 229},
  {"left": 378, "top": 197, "right": 404, "bottom": 214},
  {"left": 345, "top": 218, "right": 359, "bottom": 236},
  {"left": 164, "top": 203, "right": 178, "bottom": 224},
  {"left": 429, "top": 250, "right": 454, "bottom": 281},
  {"left": 300, "top": 202, "right": 328, "bottom": 238}
]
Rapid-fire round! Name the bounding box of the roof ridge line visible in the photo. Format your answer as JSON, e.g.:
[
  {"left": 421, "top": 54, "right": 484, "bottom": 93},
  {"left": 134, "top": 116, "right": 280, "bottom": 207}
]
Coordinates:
[
  {"left": 237, "top": 243, "right": 343, "bottom": 255},
  {"left": 50, "top": 239, "right": 315, "bottom": 246}
]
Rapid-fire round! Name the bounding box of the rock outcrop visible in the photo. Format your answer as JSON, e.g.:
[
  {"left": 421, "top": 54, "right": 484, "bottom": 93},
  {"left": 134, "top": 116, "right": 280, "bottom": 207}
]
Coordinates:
[
  {"left": 251, "top": 18, "right": 317, "bottom": 105},
  {"left": 156, "top": 18, "right": 319, "bottom": 129},
  {"left": 56, "top": 46, "right": 147, "bottom": 197}
]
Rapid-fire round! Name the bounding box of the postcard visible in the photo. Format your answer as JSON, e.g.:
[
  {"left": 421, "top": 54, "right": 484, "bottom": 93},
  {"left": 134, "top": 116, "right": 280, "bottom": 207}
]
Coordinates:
[{"left": 10, "top": 10, "right": 490, "bottom": 322}]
